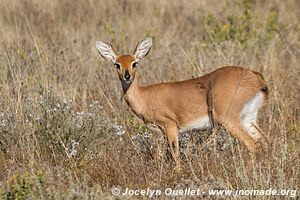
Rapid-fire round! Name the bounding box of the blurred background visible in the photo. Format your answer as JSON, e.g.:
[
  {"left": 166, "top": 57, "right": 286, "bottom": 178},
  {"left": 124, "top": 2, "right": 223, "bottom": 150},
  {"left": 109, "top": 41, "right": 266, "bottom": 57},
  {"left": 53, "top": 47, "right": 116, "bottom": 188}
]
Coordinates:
[{"left": 0, "top": 0, "right": 299, "bottom": 199}]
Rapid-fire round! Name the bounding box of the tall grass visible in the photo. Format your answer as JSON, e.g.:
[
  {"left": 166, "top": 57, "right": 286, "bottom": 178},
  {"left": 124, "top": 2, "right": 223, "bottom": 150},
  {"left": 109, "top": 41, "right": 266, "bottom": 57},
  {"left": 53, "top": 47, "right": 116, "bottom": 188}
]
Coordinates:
[{"left": 0, "top": 0, "right": 299, "bottom": 199}]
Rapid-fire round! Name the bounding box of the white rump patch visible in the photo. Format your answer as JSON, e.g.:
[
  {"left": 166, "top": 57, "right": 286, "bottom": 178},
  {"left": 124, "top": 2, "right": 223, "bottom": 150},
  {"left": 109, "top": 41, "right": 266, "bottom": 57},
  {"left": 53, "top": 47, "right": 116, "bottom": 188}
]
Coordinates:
[
  {"left": 179, "top": 116, "right": 210, "bottom": 133},
  {"left": 240, "top": 92, "right": 264, "bottom": 139}
]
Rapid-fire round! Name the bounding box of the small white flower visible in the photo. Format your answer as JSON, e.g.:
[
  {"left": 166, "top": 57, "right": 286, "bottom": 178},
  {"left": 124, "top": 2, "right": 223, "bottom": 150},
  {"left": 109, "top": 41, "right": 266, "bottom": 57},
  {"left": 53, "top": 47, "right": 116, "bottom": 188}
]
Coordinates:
[
  {"left": 70, "top": 139, "right": 79, "bottom": 157},
  {"left": 63, "top": 99, "right": 68, "bottom": 104},
  {"left": 112, "top": 124, "right": 125, "bottom": 136},
  {"left": 75, "top": 123, "right": 82, "bottom": 129}
]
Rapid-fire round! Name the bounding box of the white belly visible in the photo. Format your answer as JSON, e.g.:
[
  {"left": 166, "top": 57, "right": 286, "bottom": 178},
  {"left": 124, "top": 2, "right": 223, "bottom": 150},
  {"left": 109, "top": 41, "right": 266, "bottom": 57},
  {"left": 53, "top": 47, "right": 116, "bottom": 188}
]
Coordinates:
[{"left": 179, "top": 115, "right": 210, "bottom": 133}]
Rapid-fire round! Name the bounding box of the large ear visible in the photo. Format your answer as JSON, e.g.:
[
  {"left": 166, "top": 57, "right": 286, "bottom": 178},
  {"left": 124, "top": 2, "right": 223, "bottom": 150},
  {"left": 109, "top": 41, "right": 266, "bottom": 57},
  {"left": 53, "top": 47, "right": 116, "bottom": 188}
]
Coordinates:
[
  {"left": 95, "top": 41, "right": 117, "bottom": 62},
  {"left": 134, "top": 37, "right": 152, "bottom": 60}
]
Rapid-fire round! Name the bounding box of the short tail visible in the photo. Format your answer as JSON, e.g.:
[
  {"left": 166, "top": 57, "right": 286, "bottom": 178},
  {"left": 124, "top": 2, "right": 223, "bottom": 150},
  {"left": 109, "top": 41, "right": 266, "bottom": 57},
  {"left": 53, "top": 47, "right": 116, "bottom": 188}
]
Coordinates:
[
  {"left": 253, "top": 71, "right": 269, "bottom": 100},
  {"left": 260, "top": 82, "right": 269, "bottom": 100}
]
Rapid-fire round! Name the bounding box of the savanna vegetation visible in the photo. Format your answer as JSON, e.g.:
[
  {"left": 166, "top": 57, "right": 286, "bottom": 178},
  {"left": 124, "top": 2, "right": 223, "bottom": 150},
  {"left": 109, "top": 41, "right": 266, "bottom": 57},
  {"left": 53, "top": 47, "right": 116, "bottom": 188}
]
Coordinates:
[{"left": 0, "top": 0, "right": 299, "bottom": 199}]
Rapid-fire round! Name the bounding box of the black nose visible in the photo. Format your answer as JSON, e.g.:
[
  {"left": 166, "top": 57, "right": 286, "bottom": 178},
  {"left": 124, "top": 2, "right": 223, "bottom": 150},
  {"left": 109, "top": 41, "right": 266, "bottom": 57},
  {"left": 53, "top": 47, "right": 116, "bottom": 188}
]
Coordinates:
[{"left": 124, "top": 70, "right": 131, "bottom": 80}]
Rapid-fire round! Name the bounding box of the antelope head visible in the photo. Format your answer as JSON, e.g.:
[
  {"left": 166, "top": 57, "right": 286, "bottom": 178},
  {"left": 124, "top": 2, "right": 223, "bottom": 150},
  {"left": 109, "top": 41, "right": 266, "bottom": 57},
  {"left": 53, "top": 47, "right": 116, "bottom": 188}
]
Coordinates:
[{"left": 96, "top": 38, "right": 152, "bottom": 92}]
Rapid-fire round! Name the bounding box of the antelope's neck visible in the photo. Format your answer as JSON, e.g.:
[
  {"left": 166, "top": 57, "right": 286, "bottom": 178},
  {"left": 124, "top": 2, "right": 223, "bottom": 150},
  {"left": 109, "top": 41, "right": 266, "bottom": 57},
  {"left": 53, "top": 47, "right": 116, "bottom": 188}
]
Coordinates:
[{"left": 123, "top": 78, "right": 145, "bottom": 116}]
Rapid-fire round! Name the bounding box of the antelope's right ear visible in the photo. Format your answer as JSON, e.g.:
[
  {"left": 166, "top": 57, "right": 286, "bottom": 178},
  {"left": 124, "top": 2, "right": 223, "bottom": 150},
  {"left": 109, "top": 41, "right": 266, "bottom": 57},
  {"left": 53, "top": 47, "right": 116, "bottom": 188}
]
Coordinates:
[{"left": 95, "top": 41, "right": 117, "bottom": 62}]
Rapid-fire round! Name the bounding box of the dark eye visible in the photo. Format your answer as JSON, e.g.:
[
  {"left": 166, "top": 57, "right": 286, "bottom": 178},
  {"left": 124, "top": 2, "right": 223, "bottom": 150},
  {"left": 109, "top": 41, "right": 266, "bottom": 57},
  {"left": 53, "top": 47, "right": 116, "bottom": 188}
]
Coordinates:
[
  {"left": 132, "top": 62, "right": 138, "bottom": 69},
  {"left": 114, "top": 63, "right": 121, "bottom": 70}
]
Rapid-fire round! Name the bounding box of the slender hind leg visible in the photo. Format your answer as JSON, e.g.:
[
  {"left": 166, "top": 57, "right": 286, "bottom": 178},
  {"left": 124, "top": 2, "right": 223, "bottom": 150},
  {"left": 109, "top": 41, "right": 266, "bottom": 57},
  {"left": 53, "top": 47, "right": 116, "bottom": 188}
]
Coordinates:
[
  {"left": 245, "top": 123, "right": 270, "bottom": 156},
  {"left": 223, "top": 120, "right": 265, "bottom": 169},
  {"left": 223, "top": 120, "right": 260, "bottom": 156}
]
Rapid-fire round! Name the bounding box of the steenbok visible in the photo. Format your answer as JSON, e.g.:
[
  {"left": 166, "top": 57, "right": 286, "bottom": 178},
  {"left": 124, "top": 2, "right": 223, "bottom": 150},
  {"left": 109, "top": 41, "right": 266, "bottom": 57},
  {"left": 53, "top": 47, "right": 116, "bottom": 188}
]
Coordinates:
[{"left": 95, "top": 38, "right": 269, "bottom": 170}]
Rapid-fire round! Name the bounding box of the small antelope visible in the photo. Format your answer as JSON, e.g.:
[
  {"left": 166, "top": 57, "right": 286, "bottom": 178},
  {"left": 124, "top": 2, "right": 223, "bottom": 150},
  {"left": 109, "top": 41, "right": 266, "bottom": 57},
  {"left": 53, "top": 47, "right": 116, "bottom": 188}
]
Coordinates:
[{"left": 95, "top": 38, "right": 269, "bottom": 170}]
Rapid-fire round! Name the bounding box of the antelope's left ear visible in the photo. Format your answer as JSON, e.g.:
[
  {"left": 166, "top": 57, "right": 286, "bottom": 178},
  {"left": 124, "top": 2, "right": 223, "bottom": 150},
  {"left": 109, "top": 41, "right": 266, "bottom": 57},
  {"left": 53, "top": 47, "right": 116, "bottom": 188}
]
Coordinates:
[{"left": 134, "top": 37, "right": 152, "bottom": 61}]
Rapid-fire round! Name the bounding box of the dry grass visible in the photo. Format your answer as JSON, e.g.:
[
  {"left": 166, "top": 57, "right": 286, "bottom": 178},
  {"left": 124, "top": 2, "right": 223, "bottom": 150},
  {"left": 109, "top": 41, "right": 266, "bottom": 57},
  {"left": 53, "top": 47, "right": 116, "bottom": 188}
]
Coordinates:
[{"left": 0, "top": 0, "right": 299, "bottom": 199}]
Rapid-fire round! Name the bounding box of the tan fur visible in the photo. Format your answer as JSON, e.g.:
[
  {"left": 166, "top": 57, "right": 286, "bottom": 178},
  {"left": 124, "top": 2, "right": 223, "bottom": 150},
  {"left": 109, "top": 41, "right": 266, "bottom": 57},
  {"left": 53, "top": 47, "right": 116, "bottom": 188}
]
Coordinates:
[
  {"left": 124, "top": 66, "right": 269, "bottom": 169},
  {"left": 96, "top": 39, "right": 269, "bottom": 171},
  {"left": 115, "top": 55, "right": 136, "bottom": 81},
  {"left": 124, "top": 66, "right": 268, "bottom": 128}
]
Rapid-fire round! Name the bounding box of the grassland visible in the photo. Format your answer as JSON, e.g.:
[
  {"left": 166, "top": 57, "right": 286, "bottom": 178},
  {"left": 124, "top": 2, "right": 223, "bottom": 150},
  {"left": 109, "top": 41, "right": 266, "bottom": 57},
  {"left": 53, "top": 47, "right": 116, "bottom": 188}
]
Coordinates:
[{"left": 0, "top": 0, "right": 299, "bottom": 199}]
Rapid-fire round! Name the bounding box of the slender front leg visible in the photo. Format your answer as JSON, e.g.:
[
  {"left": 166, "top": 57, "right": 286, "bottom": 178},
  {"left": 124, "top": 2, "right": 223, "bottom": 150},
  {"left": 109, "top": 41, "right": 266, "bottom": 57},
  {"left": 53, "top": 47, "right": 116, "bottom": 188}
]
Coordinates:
[{"left": 165, "top": 121, "right": 180, "bottom": 172}]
